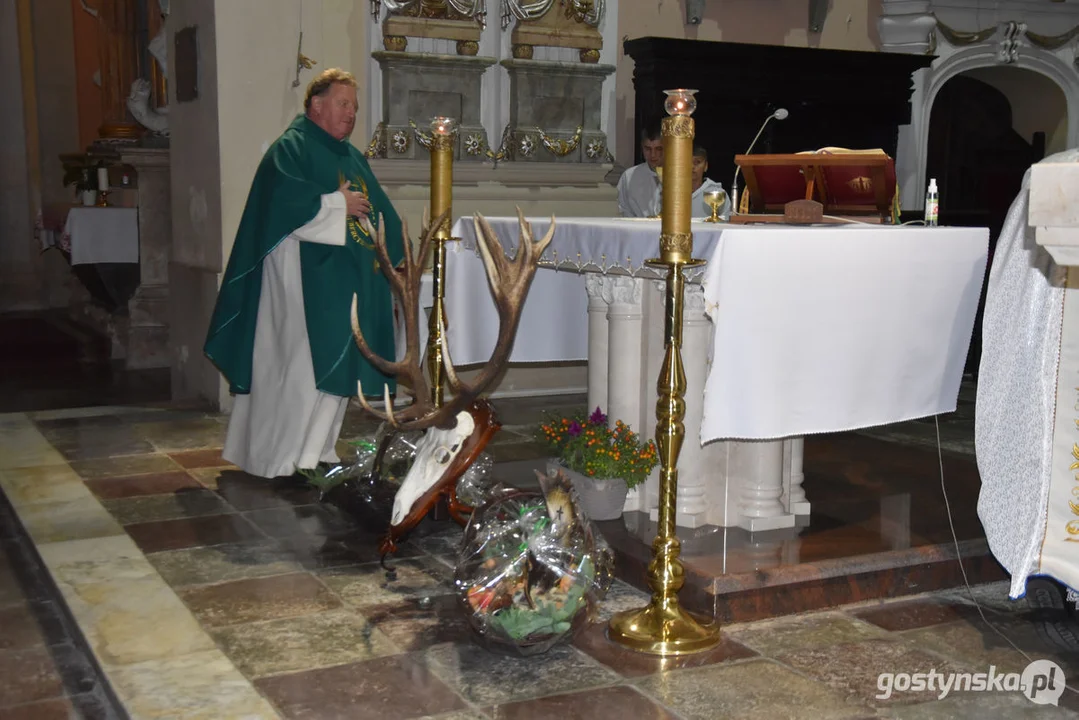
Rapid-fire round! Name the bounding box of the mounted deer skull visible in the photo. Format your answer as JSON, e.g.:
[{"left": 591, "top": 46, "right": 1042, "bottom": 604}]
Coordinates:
[{"left": 351, "top": 208, "right": 555, "bottom": 554}]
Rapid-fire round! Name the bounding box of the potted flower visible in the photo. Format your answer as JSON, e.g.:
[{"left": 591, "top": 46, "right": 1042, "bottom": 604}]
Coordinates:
[{"left": 537, "top": 407, "right": 658, "bottom": 521}]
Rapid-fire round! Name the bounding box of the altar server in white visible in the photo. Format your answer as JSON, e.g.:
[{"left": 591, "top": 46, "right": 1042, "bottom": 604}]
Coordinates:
[
  {"left": 975, "top": 148, "right": 1079, "bottom": 600},
  {"left": 617, "top": 123, "right": 663, "bottom": 217}
]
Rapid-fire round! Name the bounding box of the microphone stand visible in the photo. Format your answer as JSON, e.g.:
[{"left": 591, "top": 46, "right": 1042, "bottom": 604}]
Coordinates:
[{"left": 731, "top": 112, "right": 781, "bottom": 217}]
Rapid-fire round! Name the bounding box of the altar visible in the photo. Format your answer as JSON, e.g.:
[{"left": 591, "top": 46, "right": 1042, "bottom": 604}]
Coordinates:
[{"left": 447, "top": 216, "right": 989, "bottom": 531}]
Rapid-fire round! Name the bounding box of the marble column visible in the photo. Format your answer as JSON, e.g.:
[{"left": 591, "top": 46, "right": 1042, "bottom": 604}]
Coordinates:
[
  {"left": 120, "top": 147, "right": 171, "bottom": 369},
  {"left": 584, "top": 273, "right": 609, "bottom": 416}
]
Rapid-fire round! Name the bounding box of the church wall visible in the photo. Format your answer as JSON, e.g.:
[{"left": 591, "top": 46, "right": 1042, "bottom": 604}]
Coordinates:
[
  {"left": 0, "top": 0, "right": 36, "bottom": 312},
  {"left": 613, "top": 0, "right": 883, "bottom": 161},
  {"left": 167, "top": 0, "right": 225, "bottom": 407},
  {"left": 0, "top": 0, "right": 81, "bottom": 312}
]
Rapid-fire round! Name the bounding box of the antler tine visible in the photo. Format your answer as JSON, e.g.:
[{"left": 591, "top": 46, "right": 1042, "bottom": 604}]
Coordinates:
[
  {"left": 472, "top": 213, "right": 510, "bottom": 294},
  {"left": 382, "top": 383, "right": 397, "bottom": 427},
  {"left": 351, "top": 293, "right": 404, "bottom": 378},
  {"left": 355, "top": 382, "right": 387, "bottom": 422},
  {"left": 438, "top": 316, "right": 463, "bottom": 395},
  {"left": 370, "top": 214, "right": 405, "bottom": 298}
]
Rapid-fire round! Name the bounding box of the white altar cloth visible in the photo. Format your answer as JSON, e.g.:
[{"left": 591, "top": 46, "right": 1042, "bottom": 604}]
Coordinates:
[
  {"left": 448, "top": 217, "right": 988, "bottom": 442},
  {"left": 64, "top": 207, "right": 139, "bottom": 265}
]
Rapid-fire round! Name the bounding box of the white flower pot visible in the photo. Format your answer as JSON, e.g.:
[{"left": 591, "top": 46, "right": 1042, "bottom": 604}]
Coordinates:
[
  {"left": 546, "top": 459, "right": 628, "bottom": 521},
  {"left": 80, "top": 190, "right": 97, "bottom": 206}
]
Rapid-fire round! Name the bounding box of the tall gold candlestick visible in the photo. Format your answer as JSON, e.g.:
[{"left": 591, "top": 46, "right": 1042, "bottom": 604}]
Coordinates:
[
  {"left": 608, "top": 89, "right": 719, "bottom": 656},
  {"left": 427, "top": 116, "right": 457, "bottom": 408}
]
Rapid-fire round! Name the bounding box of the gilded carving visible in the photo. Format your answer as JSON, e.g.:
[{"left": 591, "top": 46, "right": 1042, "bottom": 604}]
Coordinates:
[
  {"left": 659, "top": 232, "right": 693, "bottom": 256},
  {"left": 662, "top": 116, "right": 694, "bottom": 140},
  {"left": 847, "top": 177, "right": 873, "bottom": 194}
]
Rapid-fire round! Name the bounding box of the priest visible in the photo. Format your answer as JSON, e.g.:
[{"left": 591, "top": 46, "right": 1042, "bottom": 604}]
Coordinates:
[
  {"left": 616, "top": 122, "right": 663, "bottom": 217},
  {"left": 976, "top": 148, "right": 1079, "bottom": 611},
  {"left": 204, "top": 68, "right": 404, "bottom": 479}
]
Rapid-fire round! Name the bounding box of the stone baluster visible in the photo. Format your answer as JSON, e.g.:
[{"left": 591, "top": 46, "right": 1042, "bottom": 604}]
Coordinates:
[
  {"left": 672, "top": 283, "right": 710, "bottom": 526},
  {"left": 733, "top": 440, "right": 794, "bottom": 532},
  {"left": 782, "top": 437, "right": 810, "bottom": 515},
  {"left": 601, "top": 276, "right": 644, "bottom": 433},
  {"left": 584, "top": 273, "right": 609, "bottom": 416}
]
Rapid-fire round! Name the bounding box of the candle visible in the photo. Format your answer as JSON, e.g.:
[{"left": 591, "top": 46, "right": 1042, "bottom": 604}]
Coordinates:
[{"left": 97, "top": 167, "right": 109, "bottom": 191}]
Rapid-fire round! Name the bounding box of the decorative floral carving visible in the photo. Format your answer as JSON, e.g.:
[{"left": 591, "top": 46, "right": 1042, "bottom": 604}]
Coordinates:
[
  {"left": 391, "top": 129, "right": 410, "bottom": 154},
  {"left": 464, "top": 133, "right": 485, "bottom": 156},
  {"left": 585, "top": 138, "right": 606, "bottom": 160},
  {"left": 579, "top": 48, "right": 600, "bottom": 64},
  {"left": 519, "top": 134, "right": 537, "bottom": 158},
  {"left": 512, "top": 43, "right": 534, "bottom": 59}
]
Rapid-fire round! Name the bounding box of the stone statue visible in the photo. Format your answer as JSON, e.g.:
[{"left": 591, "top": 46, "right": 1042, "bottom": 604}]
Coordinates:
[{"left": 127, "top": 78, "right": 169, "bottom": 135}]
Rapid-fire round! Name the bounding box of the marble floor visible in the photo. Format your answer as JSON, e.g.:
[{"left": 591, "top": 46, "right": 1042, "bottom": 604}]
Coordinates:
[{"left": 2, "top": 393, "right": 1078, "bottom": 719}]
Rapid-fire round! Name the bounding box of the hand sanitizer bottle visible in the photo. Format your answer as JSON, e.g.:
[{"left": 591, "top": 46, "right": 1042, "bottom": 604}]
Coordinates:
[{"left": 925, "top": 178, "right": 939, "bottom": 227}]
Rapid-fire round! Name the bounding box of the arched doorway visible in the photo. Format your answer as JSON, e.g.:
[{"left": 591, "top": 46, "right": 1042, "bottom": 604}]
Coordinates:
[{"left": 925, "top": 66, "right": 1068, "bottom": 374}]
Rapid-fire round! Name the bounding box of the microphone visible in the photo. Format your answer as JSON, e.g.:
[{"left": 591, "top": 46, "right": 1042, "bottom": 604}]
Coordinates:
[{"left": 731, "top": 108, "right": 789, "bottom": 215}]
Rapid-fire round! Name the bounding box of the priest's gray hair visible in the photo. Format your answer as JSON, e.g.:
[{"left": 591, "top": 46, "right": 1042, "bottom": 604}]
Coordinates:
[{"left": 304, "top": 68, "right": 358, "bottom": 111}]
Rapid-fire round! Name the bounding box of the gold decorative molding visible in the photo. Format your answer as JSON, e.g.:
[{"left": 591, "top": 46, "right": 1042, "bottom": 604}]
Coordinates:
[
  {"left": 1026, "top": 25, "right": 1079, "bottom": 50},
  {"left": 659, "top": 232, "right": 693, "bottom": 257},
  {"left": 933, "top": 17, "right": 997, "bottom": 46},
  {"left": 538, "top": 126, "right": 582, "bottom": 157},
  {"left": 365, "top": 122, "right": 386, "bottom": 158}
]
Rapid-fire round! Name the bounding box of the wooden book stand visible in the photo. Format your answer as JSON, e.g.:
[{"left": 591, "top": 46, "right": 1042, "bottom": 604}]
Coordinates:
[{"left": 731, "top": 150, "right": 898, "bottom": 225}]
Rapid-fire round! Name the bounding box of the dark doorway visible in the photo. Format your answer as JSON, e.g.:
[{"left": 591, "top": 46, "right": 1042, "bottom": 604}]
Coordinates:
[{"left": 926, "top": 72, "right": 1056, "bottom": 375}]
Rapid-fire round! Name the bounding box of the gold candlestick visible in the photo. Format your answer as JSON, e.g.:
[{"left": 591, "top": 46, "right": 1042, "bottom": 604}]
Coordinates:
[
  {"left": 427, "top": 116, "right": 457, "bottom": 408},
  {"left": 608, "top": 89, "right": 719, "bottom": 656}
]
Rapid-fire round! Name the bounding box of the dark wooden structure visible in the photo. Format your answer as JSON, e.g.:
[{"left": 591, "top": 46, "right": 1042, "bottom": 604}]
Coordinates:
[{"left": 623, "top": 38, "right": 934, "bottom": 184}]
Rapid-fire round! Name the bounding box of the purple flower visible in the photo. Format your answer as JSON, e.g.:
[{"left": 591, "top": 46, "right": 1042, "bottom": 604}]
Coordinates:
[
  {"left": 568, "top": 421, "right": 583, "bottom": 436},
  {"left": 589, "top": 407, "right": 607, "bottom": 425}
]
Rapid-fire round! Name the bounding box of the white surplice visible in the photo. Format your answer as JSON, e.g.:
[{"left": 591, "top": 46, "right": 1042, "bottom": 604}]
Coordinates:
[
  {"left": 616, "top": 163, "right": 659, "bottom": 217},
  {"left": 223, "top": 192, "right": 352, "bottom": 478},
  {"left": 651, "top": 177, "right": 730, "bottom": 220},
  {"left": 976, "top": 149, "right": 1079, "bottom": 599}
]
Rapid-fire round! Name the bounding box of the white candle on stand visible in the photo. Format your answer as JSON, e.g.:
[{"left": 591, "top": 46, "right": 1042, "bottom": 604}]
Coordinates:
[{"left": 97, "top": 167, "right": 109, "bottom": 191}]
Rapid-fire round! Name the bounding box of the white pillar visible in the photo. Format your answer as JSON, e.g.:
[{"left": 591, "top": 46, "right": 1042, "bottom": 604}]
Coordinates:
[
  {"left": 732, "top": 440, "right": 795, "bottom": 532},
  {"left": 584, "top": 273, "right": 609, "bottom": 415},
  {"left": 782, "top": 437, "right": 809, "bottom": 516},
  {"left": 602, "top": 275, "right": 644, "bottom": 432},
  {"left": 673, "top": 283, "right": 710, "bottom": 526}
]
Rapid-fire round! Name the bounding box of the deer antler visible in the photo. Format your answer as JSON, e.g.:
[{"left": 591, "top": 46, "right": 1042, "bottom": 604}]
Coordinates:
[{"left": 350, "top": 208, "right": 554, "bottom": 432}]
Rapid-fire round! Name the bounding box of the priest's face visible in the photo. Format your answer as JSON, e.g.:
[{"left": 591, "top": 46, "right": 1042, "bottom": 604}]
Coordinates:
[
  {"left": 311, "top": 82, "right": 358, "bottom": 141},
  {"left": 642, "top": 137, "right": 663, "bottom": 171}
]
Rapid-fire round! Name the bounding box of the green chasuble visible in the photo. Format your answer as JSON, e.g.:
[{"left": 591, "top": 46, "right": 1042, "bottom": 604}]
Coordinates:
[{"left": 204, "top": 114, "right": 404, "bottom": 398}]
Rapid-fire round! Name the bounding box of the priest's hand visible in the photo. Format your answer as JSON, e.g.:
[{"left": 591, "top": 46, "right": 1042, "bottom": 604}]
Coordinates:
[{"left": 339, "top": 181, "right": 371, "bottom": 220}]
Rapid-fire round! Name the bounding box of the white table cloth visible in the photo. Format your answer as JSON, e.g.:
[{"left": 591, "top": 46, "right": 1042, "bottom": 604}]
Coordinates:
[
  {"left": 447, "top": 217, "right": 988, "bottom": 442},
  {"left": 64, "top": 207, "right": 139, "bottom": 265}
]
